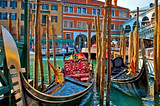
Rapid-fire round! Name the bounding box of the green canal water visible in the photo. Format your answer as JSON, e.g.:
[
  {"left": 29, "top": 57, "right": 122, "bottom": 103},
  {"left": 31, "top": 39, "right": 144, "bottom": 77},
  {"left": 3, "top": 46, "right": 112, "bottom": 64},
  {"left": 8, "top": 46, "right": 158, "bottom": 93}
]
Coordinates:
[{"left": 30, "top": 56, "right": 159, "bottom": 106}]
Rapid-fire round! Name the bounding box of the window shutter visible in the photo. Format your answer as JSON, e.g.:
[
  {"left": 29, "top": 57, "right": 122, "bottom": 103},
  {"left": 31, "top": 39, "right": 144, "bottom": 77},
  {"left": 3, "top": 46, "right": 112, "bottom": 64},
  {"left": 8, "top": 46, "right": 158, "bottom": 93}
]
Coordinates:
[
  {"left": 15, "top": 1, "right": 17, "bottom": 7},
  {"left": 15, "top": 13, "right": 17, "bottom": 20},
  {"left": 56, "top": 5, "right": 58, "bottom": 11},
  {"left": 55, "top": 16, "right": 57, "bottom": 22},
  {"left": 47, "top": 5, "right": 49, "bottom": 10},
  {"left": 5, "top": 13, "right": 7, "bottom": 20},
  {"left": 0, "top": 12, "right": 1, "bottom": 19},
  {"left": 10, "top": 1, "right": 13, "bottom": 7},
  {"left": 5, "top": 1, "right": 7, "bottom": 7}
]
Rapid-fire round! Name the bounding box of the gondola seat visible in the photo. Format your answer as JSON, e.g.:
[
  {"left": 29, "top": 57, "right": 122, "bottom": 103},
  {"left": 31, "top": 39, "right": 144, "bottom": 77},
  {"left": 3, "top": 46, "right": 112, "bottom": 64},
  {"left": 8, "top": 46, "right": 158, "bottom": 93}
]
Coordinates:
[
  {"left": 112, "top": 57, "right": 126, "bottom": 74},
  {"left": 63, "top": 58, "right": 90, "bottom": 81},
  {"left": 106, "top": 57, "right": 127, "bottom": 75}
]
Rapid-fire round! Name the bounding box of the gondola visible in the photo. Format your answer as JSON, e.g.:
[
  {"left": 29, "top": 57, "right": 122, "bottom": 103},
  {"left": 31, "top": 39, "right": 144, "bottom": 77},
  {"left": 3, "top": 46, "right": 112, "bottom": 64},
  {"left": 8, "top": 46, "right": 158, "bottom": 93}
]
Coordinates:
[
  {"left": 1, "top": 26, "right": 94, "bottom": 106},
  {"left": 21, "top": 56, "right": 94, "bottom": 105},
  {"left": 20, "top": 73, "right": 94, "bottom": 105},
  {"left": 106, "top": 57, "right": 149, "bottom": 98},
  {"left": 55, "top": 51, "right": 73, "bottom": 56},
  {"left": 41, "top": 48, "right": 73, "bottom": 56}
]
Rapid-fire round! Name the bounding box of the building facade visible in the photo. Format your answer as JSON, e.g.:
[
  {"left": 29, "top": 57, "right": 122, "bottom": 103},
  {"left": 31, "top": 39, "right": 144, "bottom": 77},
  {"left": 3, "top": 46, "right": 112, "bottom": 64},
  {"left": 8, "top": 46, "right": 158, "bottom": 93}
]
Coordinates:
[
  {"left": 62, "top": 0, "right": 129, "bottom": 47},
  {"left": 0, "top": 0, "right": 130, "bottom": 47},
  {"left": 0, "top": 0, "right": 62, "bottom": 45}
]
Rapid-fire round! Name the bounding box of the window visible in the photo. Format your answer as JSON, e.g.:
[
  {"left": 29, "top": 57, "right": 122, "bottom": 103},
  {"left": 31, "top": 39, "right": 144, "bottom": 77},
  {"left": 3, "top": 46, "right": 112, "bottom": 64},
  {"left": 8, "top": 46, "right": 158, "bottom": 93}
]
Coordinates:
[
  {"left": 92, "top": 8, "right": 96, "bottom": 15},
  {"left": 66, "top": 33, "right": 71, "bottom": 39},
  {"left": 92, "top": 22, "right": 95, "bottom": 29},
  {"left": 64, "top": 6, "right": 68, "bottom": 12},
  {"left": 119, "top": 11, "right": 123, "bottom": 17},
  {"left": 97, "top": 9, "right": 101, "bottom": 15},
  {"left": 123, "top": 11, "right": 127, "bottom": 17},
  {"left": 106, "top": 24, "right": 114, "bottom": 30},
  {"left": 33, "top": 4, "right": 36, "bottom": 9},
  {"left": 21, "top": 2, "right": 24, "bottom": 9},
  {"left": 69, "top": 7, "right": 73, "bottom": 13},
  {"left": 29, "top": 3, "right": 32, "bottom": 9},
  {"left": 82, "top": 8, "right": 86, "bottom": 14},
  {"left": 82, "top": 22, "right": 87, "bottom": 29},
  {"left": 111, "top": 10, "right": 114, "bottom": 16},
  {"left": 119, "top": 24, "right": 123, "bottom": 30},
  {"left": 69, "top": 21, "right": 73, "bottom": 28},
  {"left": 0, "top": 1, "right": 7, "bottom": 7},
  {"left": 100, "top": 22, "right": 102, "bottom": 30},
  {"left": 51, "top": 5, "right": 58, "bottom": 10},
  {"left": 42, "top": 4, "right": 49, "bottom": 10},
  {"left": 21, "top": 14, "right": 24, "bottom": 21},
  {"left": 20, "top": 26, "right": 24, "bottom": 36},
  {"left": 111, "top": 24, "right": 114, "bottom": 30},
  {"left": 64, "top": 20, "right": 68, "bottom": 28},
  {"left": 11, "top": 27, "right": 16, "bottom": 35},
  {"left": 51, "top": 16, "right": 57, "bottom": 23},
  {"left": 10, "top": 1, "right": 17, "bottom": 8},
  {"left": 10, "top": 13, "right": 17, "bottom": 20},
  {"left": 42, "top": 27, "right": 47, "bottom": 36},
  {"left": 0, "top": 13, "right": 7, "bottom": 20},
  {"left": 77, "top": 7, "right": 81, "bottom": 13},
  {"left": 77, "top": 21, "right": 82, "bottom": 28},
  {"left": 106, "top": 24, "right": 108, "bottom": 30},
  {"left": 42, "top": 15, "right": 47, "bottom": 24}
]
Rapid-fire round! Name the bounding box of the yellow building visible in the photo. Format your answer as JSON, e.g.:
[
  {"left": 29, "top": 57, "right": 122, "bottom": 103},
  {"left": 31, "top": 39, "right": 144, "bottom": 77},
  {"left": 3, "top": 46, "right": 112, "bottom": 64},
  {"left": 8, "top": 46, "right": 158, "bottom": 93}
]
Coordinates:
[{"left": 0, "top": 0, "right": 63, "bottom": 42}]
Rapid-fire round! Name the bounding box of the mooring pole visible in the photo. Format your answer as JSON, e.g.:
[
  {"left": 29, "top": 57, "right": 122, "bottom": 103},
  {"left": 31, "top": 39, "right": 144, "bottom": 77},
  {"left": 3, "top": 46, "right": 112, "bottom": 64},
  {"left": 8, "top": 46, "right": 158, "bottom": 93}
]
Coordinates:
[
  {"left": 17, "top": 18, "right": 20, "bottom": 42},
  {"left": 39, "top": 19, "right": 45, "bottom": 91},
  {"left": 52, "top": 25, "right": 56, "bottom": 67},
  {"left": 34, "top": 0, "right": 40, "bottom": 89},
  {"left": 100, "top": 0, "right": 108, "bottom": 105},
  {"left": 120, "top": 27, "right": 122, "bottom": 56},
  {"left": 87, "top": 24, "right": 91, "bottom": 62},
  {"left": 154, "top": 0, "right": 159, "bottom": 93},
  {"left": 128, "top": 32, "right": 133, "bottom": 63},
  {"left": 46, "top": 16, "right": 51, "bottom": 84},
  {"left": 121, "top": 28, "right": 125, "bottom": 63},
  {"left": 9, "top": 16, "right": 12, "bottom": 34},
  {"left": 106, "top": 0, "right": 112, "bottom": 105},
  {"left": 94, "top": 16, "right": 99, "bottom": 88},
  {"left": 27, "top": 8, "right": 31, "bottom": 79},
  {"left": 97, "top": 14, "right": 101, "bottom": 90},
  {"left": 133, "top": 27, "right": 138, "bottom": 71}
]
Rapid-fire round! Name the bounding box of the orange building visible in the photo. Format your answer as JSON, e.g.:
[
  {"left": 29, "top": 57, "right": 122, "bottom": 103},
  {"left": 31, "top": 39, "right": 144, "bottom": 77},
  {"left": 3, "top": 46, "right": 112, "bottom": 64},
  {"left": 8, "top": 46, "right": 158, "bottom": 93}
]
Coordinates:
[{"left": 62, "top": 0, "right": 129, "bottom": 47}]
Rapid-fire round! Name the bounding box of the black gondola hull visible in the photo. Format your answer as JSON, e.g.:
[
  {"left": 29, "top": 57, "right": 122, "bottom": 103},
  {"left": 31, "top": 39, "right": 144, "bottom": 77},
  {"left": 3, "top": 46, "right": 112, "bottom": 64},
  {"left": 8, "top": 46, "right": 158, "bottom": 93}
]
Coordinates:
[
  {"left": 111, "top": 63, "right": 149, "bottom": 98},
  {"left": 20, "top": 74, "right": 94, "bottom": 106}
]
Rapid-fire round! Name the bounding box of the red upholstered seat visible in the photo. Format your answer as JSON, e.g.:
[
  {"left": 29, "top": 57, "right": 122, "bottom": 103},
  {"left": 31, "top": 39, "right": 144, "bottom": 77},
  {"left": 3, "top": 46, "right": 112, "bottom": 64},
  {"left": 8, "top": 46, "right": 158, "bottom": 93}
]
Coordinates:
[
  {"left": 63, "top": 60, "right": 74, "bottom": 75},
  {"left": 63, "top": 58, "right": 90, "bottom": 81}
]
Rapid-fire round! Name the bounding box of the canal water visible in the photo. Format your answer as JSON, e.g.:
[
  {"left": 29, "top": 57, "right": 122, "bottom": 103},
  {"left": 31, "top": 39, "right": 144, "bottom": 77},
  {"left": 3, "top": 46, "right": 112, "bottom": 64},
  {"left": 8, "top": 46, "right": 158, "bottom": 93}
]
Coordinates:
[{"left": 30, "top": 56, "right": 159, "bottom": 106}]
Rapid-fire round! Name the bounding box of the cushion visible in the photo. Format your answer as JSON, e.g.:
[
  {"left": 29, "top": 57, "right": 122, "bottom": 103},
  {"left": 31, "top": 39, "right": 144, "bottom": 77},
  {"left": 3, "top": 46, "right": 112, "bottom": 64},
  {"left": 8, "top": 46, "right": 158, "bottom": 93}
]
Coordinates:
[
  {"left": 105, "top": 59, "right": 114, "bottom": 69},
  {"left": 78, "top": 58, "right": 89, "bottom": 73},
  {"left": 63, "top": 60, "right": 74, "bottom": 75},
  {"left": 114, "top": 57, "right": 124, "bottom": 68}
]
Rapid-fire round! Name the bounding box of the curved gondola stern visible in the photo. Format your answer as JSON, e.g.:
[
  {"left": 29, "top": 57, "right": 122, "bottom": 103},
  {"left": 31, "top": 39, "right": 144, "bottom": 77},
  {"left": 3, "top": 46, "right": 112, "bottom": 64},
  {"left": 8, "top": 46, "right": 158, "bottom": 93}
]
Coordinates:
[{"left": 111, "top": 59, "right": 150, "bottom": 98}]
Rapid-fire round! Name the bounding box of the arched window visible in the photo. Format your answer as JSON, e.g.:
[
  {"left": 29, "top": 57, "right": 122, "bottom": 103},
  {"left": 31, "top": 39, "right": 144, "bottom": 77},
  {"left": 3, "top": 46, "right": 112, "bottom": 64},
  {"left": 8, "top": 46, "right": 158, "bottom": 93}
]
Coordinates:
[
  {"left": 142, "top": 16, "right": 150, "bottom": 26},
  {"left": 125, "top": 25, "right": 131, "bottom": 33},
  {"left": 151, "top": 12, "right": 155, "bottom": 22},
  {"left": 133, "top": 21, "right": 140, "bottom": 31}
]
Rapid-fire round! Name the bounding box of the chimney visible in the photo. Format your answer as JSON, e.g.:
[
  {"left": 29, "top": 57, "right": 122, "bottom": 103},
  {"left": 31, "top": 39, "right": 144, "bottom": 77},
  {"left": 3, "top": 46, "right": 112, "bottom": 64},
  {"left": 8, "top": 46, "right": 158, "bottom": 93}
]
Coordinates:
[
  {"left": 114, "top": 0, "right": 117, "bottom": 7},
  {"left": 86, "top": 0, "right": 89, "bottom": 4}
]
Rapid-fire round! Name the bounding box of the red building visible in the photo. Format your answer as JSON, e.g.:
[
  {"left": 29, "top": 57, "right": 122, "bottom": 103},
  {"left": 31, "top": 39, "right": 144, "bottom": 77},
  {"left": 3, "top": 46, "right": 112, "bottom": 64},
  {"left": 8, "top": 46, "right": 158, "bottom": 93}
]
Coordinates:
[{"left": 62, "top": 0, "right": 129, "bottom": 47}]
